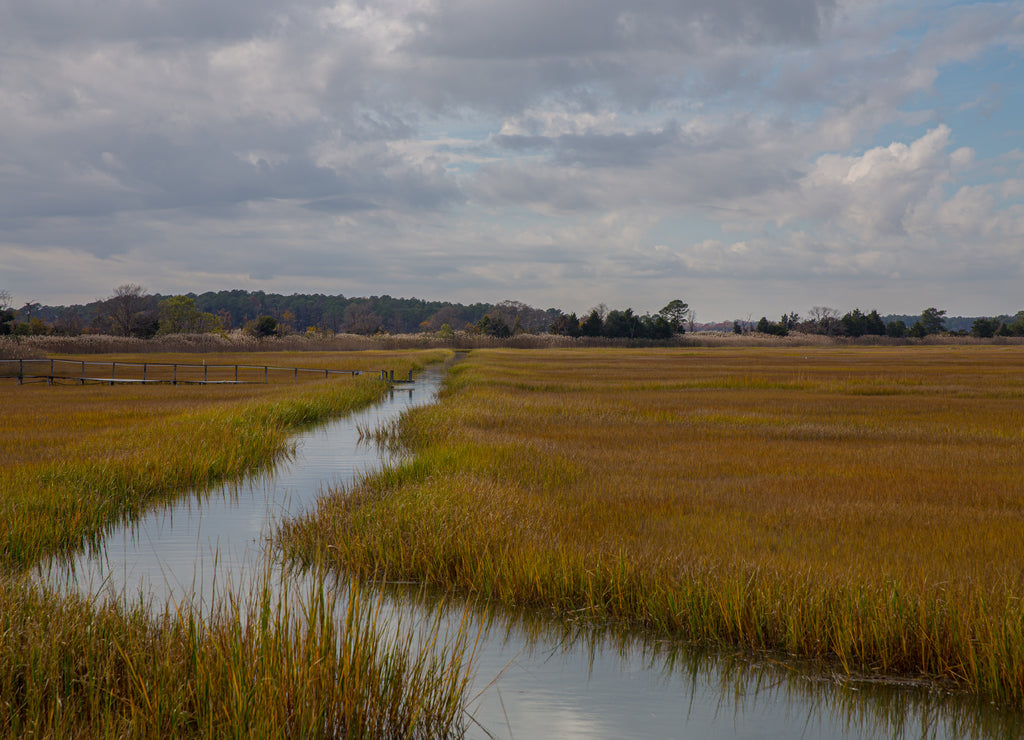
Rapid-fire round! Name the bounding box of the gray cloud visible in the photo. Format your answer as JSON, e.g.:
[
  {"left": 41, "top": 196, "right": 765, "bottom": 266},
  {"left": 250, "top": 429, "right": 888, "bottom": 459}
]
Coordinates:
[
  {"left": 493, "top": 121, "right": 680, "bottom": 167},
  {"left": 406, "top": 0, "right": 836, "bottom": 59},
  {"left": 0, "top": 0, "right": 328, "bottom": 44},
  {"left": 1, "top": 0, "right": 1022, "bottom": 319}
]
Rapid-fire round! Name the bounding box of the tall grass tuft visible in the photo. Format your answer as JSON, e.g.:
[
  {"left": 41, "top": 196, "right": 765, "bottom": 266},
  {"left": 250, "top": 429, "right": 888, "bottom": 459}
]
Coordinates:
[{"left": 0, "top": 571, "right": 474, "bottom": 738}]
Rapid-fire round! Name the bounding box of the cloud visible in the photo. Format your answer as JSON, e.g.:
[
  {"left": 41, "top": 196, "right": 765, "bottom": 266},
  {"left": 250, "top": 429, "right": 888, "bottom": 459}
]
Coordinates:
[
  {"left": 470, "top": 112, "right": 805, "bottom": 214},
  {"left": 405, "top": 0, "right": 836, "bottom": 59},
  {"left": 0, "top": 0, "right": 327, "bottom": 45},
  {"left": 1, "top": 0, "right": 1023, "bottom": 318},
  {"left": 798, "top": 125, "right": 958, "bottom": 238}
]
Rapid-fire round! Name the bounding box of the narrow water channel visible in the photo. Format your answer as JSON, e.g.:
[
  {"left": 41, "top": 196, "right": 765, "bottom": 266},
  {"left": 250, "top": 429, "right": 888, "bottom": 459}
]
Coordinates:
[{"left": 41, "top": 364, "right": 1021, "bottom": 739}]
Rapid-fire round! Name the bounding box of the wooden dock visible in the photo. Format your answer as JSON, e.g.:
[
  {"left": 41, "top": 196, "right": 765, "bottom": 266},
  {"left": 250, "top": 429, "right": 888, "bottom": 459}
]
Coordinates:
[{"left": 0, "top": 359, "right": 414, "bottom": 386}]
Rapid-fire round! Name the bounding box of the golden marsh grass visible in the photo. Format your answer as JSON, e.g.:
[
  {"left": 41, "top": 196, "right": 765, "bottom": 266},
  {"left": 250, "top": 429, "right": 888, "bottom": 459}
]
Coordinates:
[
  {"left": 1, "top": 348, "right": 475, "bottom": 737},
  {"left": 0, "top": 572, "right": 473, "bottom": 738},
  {"left": 283, "top": 346, "right": 1024, "bottom": 705},
  {"left": 0, "top": 349, "right": 448, "bottom": 570}
]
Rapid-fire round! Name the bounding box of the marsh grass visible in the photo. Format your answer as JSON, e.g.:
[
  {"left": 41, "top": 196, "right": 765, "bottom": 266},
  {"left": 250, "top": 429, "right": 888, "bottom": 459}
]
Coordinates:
[
  {"left": 8, "top": 330, "right": 1020, "bottom": 362},
  {"left": 1, "top": 348, "right": 477, "bottom": 737},
  {"left": 6, "top": 333, "right": 427, "bottom": 355},
  {"left": 0, "top": 349, "right": 448, "bottom": 570},
  {"left": 0, "top": 570, "right": 473, "bottom": 738},
  {"left": 462, "top": 592, "right": 1024, "bottom": 738},
  {"left": 281, "top": 347, "right": 1024, "bottom": 706}
]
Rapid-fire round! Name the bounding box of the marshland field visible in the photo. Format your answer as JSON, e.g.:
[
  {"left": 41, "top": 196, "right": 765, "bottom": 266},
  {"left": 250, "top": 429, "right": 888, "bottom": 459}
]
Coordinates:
[
  {"left": 283, "top": 345, "right": 1024, "bottom": 707},
  {"left": 2, "top": 343, "right": 1024, "bottom": 736},
  {"left": 0, "top": 348, "right": 473, "bottom": 738}
]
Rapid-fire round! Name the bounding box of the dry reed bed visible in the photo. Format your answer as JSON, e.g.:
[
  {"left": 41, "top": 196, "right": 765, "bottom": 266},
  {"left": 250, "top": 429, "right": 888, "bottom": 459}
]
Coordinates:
[
  {"left": 6, "top": 331, "right": 1021, "bottom": 361},
  {"left": 1, "top": 349, "right": 474, "bottom": 737},
  {"left": 282, "top": 346, "right": 1024, "bottom": 706}
]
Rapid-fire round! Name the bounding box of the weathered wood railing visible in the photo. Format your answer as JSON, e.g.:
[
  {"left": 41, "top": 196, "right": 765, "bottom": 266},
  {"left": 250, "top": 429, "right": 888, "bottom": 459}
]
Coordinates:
[{"left": 0, "top": 359, "right": 414, "bottom": 386}]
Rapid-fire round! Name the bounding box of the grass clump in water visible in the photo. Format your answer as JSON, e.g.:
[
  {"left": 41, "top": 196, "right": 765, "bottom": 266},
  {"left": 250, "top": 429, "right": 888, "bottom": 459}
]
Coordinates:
[{"left": 0, "top": 573, "right": 473, "bottom": 738}]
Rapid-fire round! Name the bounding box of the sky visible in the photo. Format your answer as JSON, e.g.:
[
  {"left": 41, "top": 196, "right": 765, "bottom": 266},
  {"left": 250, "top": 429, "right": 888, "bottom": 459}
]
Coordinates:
[{"left": 0, "top": 0, "right": 1022, "bottom": 321}]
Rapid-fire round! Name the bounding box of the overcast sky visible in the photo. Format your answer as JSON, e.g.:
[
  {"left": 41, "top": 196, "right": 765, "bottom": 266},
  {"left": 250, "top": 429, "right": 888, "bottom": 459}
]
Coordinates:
[{"left": 1, "top": 0, "right": 1022, "bottom": 320}]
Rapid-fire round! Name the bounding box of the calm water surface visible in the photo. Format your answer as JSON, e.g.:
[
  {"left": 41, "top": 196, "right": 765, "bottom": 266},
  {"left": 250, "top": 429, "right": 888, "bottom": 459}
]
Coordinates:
[{"left": 41, "top": 364, "right": 1021, "bottom": 739}]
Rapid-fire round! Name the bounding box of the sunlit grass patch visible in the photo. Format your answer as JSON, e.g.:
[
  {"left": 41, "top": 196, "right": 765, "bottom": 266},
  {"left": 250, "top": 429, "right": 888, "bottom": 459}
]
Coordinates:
[
  {"left": 283, "top": 346, "right": 1024, "bottom": 706},
  {"left": 0, "top": 349, "right": 448, "bottom": 570}
]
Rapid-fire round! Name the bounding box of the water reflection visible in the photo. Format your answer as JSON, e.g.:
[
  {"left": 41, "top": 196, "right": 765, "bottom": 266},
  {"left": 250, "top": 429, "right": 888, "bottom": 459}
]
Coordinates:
[
  {"left": 37, "top": 361, "right": 1022, "bottom": 739},
  {"left": 333, "top": 577, "right": 1022, "bottom": 740},
  {"left": 40, "top": 371, "right": 442, "bottom": 609}
]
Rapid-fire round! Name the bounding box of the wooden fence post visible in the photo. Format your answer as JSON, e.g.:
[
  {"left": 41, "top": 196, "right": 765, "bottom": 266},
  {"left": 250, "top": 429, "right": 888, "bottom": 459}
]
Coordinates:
[{"left": 12, "top": 361, "right": 383, "bottom": 389}]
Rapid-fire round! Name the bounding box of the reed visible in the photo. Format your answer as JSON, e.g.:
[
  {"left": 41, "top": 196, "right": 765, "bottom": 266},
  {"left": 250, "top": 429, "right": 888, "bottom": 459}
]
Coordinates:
[
  {"left": 1, "top": 348, "right": 478, "bottom": 737},
  {"left": 281, "top": 346, "right": 1024, "bottom": 706},
  {"left": 8, "top": 331, "right": 1020, "bottom": 360},
  {"left": 0, "top": 349, "right": 449, "bottom": 571},
  {"left": 0, "top": 571, "right": 473, "bottom": 738}
]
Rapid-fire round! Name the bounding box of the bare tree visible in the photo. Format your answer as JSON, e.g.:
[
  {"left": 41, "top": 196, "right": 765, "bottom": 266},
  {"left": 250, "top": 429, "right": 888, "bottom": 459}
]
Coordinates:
[
  {"left": 53, "top": 309, "right": 84, "bottom": 336},
  {"left": 20, "top": 301, "right": 41, "bottom": 322},
  {"left": 808, "top": 306, "right": 841, "bottom": 336},
  {"left": 105, "top": 284, "right": 155, "bottom": 337},
  {"left": 489, "top": 300, "right": 552, "bottom": 333},
  {"left": 342, "top": 301, "right": 382, "bottom": 335},
  {"left": 0, "top": 290, "right": 14, "bottom": 335},
  {"left": 420, "top": 304, "right": 463, "bottom": 332}
]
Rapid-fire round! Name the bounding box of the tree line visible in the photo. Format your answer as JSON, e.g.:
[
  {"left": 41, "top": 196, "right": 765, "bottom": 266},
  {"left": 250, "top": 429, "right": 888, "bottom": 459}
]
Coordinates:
[
  {"left": 1, "top": 287, "right": 694, "bottom": 341},
  {"left": 3, "top": 286, "right": 1023, "bottom": 341},
  {"left": 0, "top": 286, "right": 494, "bottom": 338},
  {"left": 745, "top": 306, "right": 1024, "bottom": 339}
]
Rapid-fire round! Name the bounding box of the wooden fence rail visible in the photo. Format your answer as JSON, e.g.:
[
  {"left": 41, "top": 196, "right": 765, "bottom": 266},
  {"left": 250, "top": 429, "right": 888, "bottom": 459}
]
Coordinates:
[{"left": 0, "top": 359, "right": 413, "bottom": 386}]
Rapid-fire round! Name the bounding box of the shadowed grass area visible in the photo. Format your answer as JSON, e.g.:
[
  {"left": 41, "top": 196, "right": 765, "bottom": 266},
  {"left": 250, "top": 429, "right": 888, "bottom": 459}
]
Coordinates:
[
  {"left": 1, "top": 349, "right": 475, "bottom": 737},
  {"left": 281, "top": 346, "right": 1024, "bottom": 706}
]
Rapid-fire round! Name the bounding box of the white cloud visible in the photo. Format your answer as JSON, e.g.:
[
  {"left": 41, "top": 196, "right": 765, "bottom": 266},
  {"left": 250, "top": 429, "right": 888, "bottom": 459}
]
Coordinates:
[{"left": 796, "top": 125, "right": 956, "bottom": 239}]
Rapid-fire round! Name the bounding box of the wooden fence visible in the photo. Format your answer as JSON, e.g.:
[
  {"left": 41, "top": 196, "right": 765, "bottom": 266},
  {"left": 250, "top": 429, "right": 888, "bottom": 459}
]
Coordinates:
[{"left": 0, "top": 359, "right": 413, "bottom": 386}]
